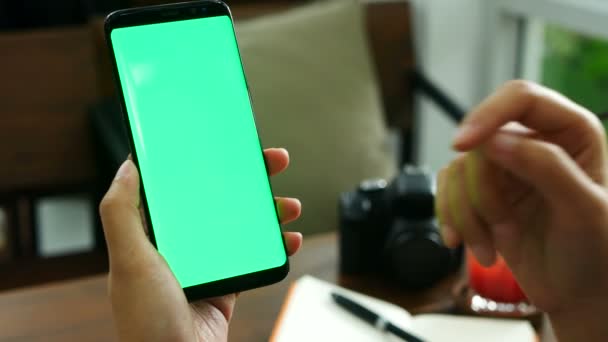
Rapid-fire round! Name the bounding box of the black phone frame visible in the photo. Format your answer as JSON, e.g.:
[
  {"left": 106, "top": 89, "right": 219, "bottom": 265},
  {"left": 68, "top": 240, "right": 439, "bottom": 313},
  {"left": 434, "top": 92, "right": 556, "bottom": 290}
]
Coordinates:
[{"left": 104, "top": 0, "right": 290, "bottom": 301}]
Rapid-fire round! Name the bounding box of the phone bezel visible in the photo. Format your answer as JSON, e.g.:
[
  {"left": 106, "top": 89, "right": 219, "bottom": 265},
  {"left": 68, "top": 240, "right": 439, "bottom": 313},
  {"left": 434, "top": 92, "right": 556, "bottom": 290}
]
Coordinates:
[{"left": 104, "top": 0, "right": 289, "bottom": 301}]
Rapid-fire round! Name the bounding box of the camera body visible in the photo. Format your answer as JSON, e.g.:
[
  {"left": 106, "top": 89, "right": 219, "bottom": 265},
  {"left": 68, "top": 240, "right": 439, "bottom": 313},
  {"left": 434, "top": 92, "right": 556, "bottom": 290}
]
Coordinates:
[{"left": 339, "top": 166, "right": 462, "bottom": 290}]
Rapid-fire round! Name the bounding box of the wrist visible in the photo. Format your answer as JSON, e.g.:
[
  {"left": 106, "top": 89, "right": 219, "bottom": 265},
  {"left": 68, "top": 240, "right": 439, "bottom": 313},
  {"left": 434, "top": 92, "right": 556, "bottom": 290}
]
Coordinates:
[{"left": 548, "top": 299, "right": 608, "bottom": 341}]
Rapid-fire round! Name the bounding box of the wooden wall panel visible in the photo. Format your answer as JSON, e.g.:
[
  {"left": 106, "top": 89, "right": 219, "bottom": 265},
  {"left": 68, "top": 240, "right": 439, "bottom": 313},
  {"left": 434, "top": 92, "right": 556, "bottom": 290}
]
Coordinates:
[{"left": 0, "top": 27, "right": 99, "bottom": 191}]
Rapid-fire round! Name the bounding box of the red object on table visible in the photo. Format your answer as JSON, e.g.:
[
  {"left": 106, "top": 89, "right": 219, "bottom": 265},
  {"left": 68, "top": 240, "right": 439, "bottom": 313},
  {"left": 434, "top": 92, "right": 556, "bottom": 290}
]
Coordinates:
[{"left": 467, "top": 250, "right": 527, "bottom": 303}]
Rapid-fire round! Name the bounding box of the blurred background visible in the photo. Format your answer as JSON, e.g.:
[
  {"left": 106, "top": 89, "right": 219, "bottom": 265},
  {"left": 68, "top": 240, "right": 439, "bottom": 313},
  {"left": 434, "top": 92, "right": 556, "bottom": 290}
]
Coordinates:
[
  {"left": 0, "top": 0, "right": 606, "bottom": 291},
  {"left": 413, "top": 0, "right": 608, "bottom": 169}
]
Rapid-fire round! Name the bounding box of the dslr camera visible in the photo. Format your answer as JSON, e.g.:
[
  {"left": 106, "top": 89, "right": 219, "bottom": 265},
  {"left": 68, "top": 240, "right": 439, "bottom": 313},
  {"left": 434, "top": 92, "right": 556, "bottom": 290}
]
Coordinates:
[{"left": 338, "top": 166, "right": 462, "bottom": 290}]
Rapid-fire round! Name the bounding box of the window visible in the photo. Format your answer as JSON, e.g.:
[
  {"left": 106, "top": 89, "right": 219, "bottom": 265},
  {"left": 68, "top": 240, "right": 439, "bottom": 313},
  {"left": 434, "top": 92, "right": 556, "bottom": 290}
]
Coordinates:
[
  {"left": 481, "top": 0, "right": 608, "bottom": 119},
  {"left": 542, "top": 25, "right": 608, "bottom": 115}
]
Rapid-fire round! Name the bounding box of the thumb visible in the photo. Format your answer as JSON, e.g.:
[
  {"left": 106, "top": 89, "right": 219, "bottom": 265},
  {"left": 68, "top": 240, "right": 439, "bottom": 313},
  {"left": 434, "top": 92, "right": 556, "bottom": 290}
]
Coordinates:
[
  {"left": 99, "top": 159, "right": 151, "bottom": 267},
  {"left": 482, "top": 132, "right": 597, "bottom": 206}
]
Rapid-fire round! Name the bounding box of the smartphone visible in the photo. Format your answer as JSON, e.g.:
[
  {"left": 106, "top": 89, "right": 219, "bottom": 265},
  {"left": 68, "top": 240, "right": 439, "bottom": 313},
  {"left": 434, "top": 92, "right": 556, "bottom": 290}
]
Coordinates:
[{"left": 104, "top": 0, "right": 288, "bottom": 300}]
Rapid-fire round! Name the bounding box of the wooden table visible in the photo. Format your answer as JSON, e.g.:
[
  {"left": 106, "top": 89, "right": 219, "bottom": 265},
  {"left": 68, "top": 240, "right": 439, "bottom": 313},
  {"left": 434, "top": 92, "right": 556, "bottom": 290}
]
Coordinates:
[{"left": 0, "top": 232, "right": 467, "bottom": 341}]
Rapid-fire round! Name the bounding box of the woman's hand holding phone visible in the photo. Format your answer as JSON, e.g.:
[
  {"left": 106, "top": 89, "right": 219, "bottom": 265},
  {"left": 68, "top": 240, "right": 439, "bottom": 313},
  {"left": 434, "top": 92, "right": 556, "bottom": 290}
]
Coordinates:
[{"left": 100, "top": 148, "right": 302, "bottom": 342}]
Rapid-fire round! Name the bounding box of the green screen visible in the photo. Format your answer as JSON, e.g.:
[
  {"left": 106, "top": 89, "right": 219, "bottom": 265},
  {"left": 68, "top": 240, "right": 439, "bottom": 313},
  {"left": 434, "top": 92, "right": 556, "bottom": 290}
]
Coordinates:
[{"left": 110, "top": 15, "right": 286, "bottom": 288}]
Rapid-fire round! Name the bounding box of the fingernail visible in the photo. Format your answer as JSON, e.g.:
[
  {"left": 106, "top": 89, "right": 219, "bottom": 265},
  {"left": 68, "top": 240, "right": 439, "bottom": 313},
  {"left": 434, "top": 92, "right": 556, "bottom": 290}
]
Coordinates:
[
  {"left": 470, "top": 244, "right": 496, "bottom": 267},
  {"left": 491, "top": 133, "right": 517, "bottom": 153},
  {"left": 441, "top": 225, "right": 459, "bottom": 247},
  {"left": 115, "top": 160, "right": 133, "bottom": 180},
  {"left": 453, "top": 123, "right": 477, "bottom": 148}
]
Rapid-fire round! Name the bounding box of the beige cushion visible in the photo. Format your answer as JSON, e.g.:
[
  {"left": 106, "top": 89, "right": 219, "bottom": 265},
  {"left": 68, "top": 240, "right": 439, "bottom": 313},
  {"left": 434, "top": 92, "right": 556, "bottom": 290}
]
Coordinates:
[{"left": 236, "top": 0, "right": 397, "bottom": 235}]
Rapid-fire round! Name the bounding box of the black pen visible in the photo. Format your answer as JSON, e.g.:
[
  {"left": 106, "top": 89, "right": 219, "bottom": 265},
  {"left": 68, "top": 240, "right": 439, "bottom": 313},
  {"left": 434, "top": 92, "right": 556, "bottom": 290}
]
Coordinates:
[{"left": 331, "top": 292, "right": 427, "bottom": 342}]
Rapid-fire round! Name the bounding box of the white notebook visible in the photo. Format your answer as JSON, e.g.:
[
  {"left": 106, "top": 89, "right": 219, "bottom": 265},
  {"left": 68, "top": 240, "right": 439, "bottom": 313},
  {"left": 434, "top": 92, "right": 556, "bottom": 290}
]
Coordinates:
[{"left": 270, "top": 275, "right": 535, "bottom": 342}]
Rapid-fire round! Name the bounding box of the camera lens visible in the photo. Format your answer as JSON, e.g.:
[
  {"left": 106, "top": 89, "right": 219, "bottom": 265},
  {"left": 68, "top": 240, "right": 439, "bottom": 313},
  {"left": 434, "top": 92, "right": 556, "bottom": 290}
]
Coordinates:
[{"left": 383, "top": 219, "right": 451, "bottom": 289}]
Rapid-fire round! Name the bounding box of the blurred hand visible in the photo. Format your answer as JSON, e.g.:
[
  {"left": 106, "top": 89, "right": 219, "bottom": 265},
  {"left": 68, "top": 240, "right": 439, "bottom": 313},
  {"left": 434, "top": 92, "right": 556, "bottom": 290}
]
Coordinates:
[
  {"left": 436, "top": 81, "right": 608, "bottom": 340},
  {"left": 99, "top": 148, "right": 302, "bottom": 342}
]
